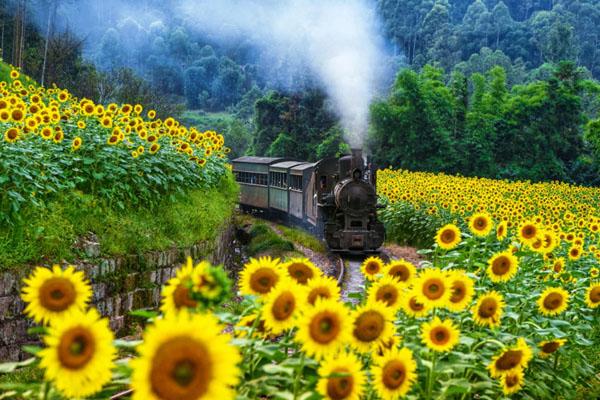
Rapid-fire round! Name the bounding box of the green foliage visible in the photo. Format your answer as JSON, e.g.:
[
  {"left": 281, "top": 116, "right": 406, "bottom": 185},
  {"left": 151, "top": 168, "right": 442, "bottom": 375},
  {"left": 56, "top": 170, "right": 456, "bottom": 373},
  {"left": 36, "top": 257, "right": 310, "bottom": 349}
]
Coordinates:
[
  {"left": 276, "top": 224, "right": 326, "bottom": 254},
  {"left": 370, "top": 62, "right": 598, "bottom": 183},
  {"left": 182, "top": 111, "right": 252, "bottom": 158},
  {"left": 247, "top": 223, "right": 296, "bottom": 257},
  {"left": 0, "top": 173, "right": 238, "bottom": 271},
  {"left": 379, "top": 200, "right": 439, "bottom": 248}
]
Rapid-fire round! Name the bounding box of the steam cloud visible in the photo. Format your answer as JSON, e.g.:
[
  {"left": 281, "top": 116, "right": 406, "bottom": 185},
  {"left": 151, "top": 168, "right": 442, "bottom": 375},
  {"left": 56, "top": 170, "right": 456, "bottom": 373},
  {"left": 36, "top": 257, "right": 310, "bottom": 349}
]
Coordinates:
[
  {"left": 26, "top": 0, "right": 392, "bottom": 148},
  {"left": 177, "top": 0, "right": 388, "bottom": 148}
]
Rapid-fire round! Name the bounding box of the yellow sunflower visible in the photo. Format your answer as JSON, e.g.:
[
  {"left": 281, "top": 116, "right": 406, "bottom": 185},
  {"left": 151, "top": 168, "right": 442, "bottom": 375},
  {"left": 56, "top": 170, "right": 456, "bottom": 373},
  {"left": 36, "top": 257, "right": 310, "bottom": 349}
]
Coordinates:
[
  {"left": 160, "top": 258, "right": 200, "bottom": 315},
  {"left": 538, "top": 338, "right": 566, "bottom": 358},
  {"left": 472, "top": 291, "right": 504, "bottom": 328},
  {"left": 488, "top": 338, "right": 532, "bottom": 378},
  {"left": 367, "top": 275, "right": 405, "bottom": 311},
  {"left": 238, "top": 256, "right": 283, "bottom": 297},
  {"left": 500, "top": 368, "right": 524, "bottom": 395},
  {"left": 384, "top": 259, "right": 416, "bottom": 284},
  {"left": 537, "top": 287, "right": 569, "bottom": 316},
  {"left": 131, "top": 310, "right": 241, "bottom": 400},
  {"left": 262, "top": 280, "right": 306, "bottom": 334},
  {"left": 468, "top": 212, "right": 493, "bottom": 237},
  {"left": 413, "top": 268, "right": 450, "bottom": 308},
  {"left": 295, "top": 299, "right": 352, "bottom": 359},
  {"left": 371, "top": 347, "right": 417, "bottom": 400},
  {"left": 71, "top": 136, "right": 82, "bottom": 151},
  {"left": 317, "top": 352, "right": 366, "bottom": 400},
  {"left": 585, "top": 281, "right": 600, "bottom": 308},
  {"left": 420, "top": 316, "right": 460, "bottom": 352},
  {"left": 21, "top": 265, "right": 92, "bottom": 325},
  {"left": 435, "top": 224, "right": 461, "bottom": 250},
  {"left": 518, "top": 221, "right": 539, "bottom": 244},
  {"left": 361, "top": 256, "right": 384, "bottom": 281},
  {"left": 350, "top": 301, "right": 395, "bottom": 353},
  {"left": 446, "top": 270, "right": 475, "bottom": 312},
  {"left": 486, "top": 251, "right": 519, "bottom": 282},
  {"left": 401, "top": 290, "right": 431, "bottom": 318},
  {"left": 39, "top": 308, "right": 115, "bottom": 398},
  {"left": 496, "top": 221, "right": 508, "bottom": 240},
  {"left": 568, "top": 245, "right": 583, "bottom": 261},
  {"left": 283, "top": 258, "right": 322, "bottom": 285},
  {"left": 306, "top": 275, "right": 341, "bottom": 306}
]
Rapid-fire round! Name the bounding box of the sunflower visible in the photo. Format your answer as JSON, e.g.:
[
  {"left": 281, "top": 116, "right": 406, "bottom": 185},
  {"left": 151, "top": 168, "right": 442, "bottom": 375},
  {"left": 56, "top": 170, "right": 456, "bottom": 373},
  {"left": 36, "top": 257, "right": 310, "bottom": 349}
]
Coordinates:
[
  {"left": 77, "top": 120, "right": 86, "bottom": 129},
  {"left": 131, "top": 310, "right": 240, "bottom": 400},
  {"left": 234, "top": 312, "right": 274, "bottom": 340},
  {"left": 148, "top": 110, "right": 157, "bottom": 119},
  {"left": 401, "top": 291, "right": 431, "bottom": 318},
  {"left": 518, "top": 221, "right": 538, "bottom": 244},
  {"left": 552, "top": 258, "right": 565, "bottom": 274},
  {"left": 472, "top": 291, "right": 504, "bottom": 328},
  {"left": 486, "top": 251, "right": 519, "bottom": 282},
  {"left": 350, "top": 301, "right": 394, "bottom": 353},
  {"left": 500, "top": 368, "right": 524, "bottom": 395},
  {"left": 413, "top": 268, "right": 450, "bottom": 308},
  {"left": 21, "top": 265, "right": 92, "bottom": 325},
  {"left": 367, "top": 276, "right": 404, "bottom": 311},
  {"left": 149, "top": 143, "right": 161, "bottom": 154},
  {"left": 435, "top": 224, "right": 461, "bottom": 250},
  {"left": 361, "top": 256, "right": 384, "bottom": 281},
  {"left": 468, "top": 212, "right": 493, "bottom": 237},
  {"left": 568, "top": 245, "right": 582, "bottom": 261},
  {"left": 71, "top": 136, "right": 82, "bottom": 151},
  {"left": 39, "top": 308, "right": 115, "bottom": 398},
  {"left": 538, "top": 338, "right": 566, "bottom": 358},
  {"left": 420, "top": 316, "right": 460, "bottom": 352},
  {"left": 496, "top": 221, "right": 508, "bottom": 240},
  {"left": 306, "top": 275, "right": 341, "bottom": 306},
  {"left": 537, "top": 287, "right": 569, "bottom": 316},
  {"left": 160, "top": 258, "right": 199, "bottom": 315},
  {"left": 371, "top": 347, "right": 417, "bottom": 400},
  {"left": 317, "top": 352, "right": 365, "bottom": 400},
  {"left": 10, "top": 69, "right": 20, "bottom": 79},
  {"left": 385, "top": 259, "right": 416, "bottom": 284},
  {"left": 262, "top": 280, "right": 306, "bottom": 334},
  {"left": 488, "top": 338, "right": 532, "bottom": 378},
  {"left": 4, "top": 127, "right": 19, "bottom": 143},
  {"left": 446, "top": 270, "right": 474, "bottom": 312},
  {"left": 41, "top": 126, "right": 53, "bottom": 139},
  {"left": 585, "top": 281, "right": 600, "bottom": 308},
  {"left": 284, "top": 258, "right": 322, "bottom": 285},
  {"left": 295, "top": 299, "right": 352, "bottom": 359},
  {"left": 11, "top": 107, "right": 25, "bottom": 122},
  {"left": 591, "top": 267, "right": 599, "bottom": 278},
  {"left": 238, "top": 256, "right": 283, "bottom": 297}
]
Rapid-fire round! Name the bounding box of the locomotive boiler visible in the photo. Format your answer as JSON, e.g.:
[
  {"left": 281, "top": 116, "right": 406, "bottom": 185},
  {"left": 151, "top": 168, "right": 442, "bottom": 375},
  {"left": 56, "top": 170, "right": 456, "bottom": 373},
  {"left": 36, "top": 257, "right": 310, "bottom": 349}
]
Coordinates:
[{"left": 232, "top": 149, "right": 385, "bottom": 253}]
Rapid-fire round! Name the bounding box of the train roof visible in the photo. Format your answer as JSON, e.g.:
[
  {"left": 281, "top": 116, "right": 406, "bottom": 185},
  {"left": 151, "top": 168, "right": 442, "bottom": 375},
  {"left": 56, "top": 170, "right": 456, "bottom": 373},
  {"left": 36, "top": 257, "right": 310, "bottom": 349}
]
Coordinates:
[
  {"left": 232, "top": 156, "right": 289, "bottom": 165},
  {"left": 271, "top": 161, "right": 305, "bottom": 169},
  {"left": 291, "top": 162, "right": 314, "bottom": 171}
]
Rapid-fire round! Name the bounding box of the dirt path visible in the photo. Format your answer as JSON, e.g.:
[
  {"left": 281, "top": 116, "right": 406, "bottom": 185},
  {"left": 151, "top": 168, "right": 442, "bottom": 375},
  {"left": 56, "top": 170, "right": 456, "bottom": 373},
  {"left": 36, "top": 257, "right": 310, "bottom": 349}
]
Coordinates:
[{"left": 381, "top": 244, "right": 424, "bottom": 267}]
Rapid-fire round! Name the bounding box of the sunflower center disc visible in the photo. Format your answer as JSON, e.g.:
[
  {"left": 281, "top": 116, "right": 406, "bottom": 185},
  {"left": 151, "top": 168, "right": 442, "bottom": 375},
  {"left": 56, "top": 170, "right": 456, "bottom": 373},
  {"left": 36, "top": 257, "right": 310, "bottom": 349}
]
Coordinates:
[
  {"left": 376, "top": 285, "right": 398, "bottom": 306},
  {"left": 173, "top": 283, "right": 198, "bottom": 309},
  {"left": 58, "top": 327, "right": 96, "bottom": 370},
  {"left": 409, "top": 297, "right": 424, "bottom": 311},
  {"left": 382, "top": 360, "right": 406, "bottom": 390},
  {"left": 389, "top": 266, "right": 409, "bottom": 281},
  {"left": 432, "top": 328, "right": 448, "bottom": 345},
  {"left": 310, "top": 313, "right": 340, "bottom": 344},
  {"left": 541, "top": 342, "right": 560, "bottom": 353},
  {"left": 496, "top": 350, "right": 522, "bottom": 371},
  {"left": 353, "top": 311, "right": 384, "bottom": 342},
  {"left": 441, "top": 230, "right": 455, "bottom": 243},
  {"left": 492, "top": 257, "right": 510, "bottom": 275},
  {"left": 150, "top": 336, "right": 212, "bottom": 400},
  {"left": 450, "top": 282, "right": 465, "bottom": 303},
  {"left": 590, "top": 287, "right": 600, "bottom": 303},
  {"left": 327, "top": 368, "right": 353, "bottom": 400},
  {"left": 39, "top": 277, "right": 76, "bottom": 312},
  {"left": 308, "top": 288, "right": 330, "bottom": 305},
  {"left": 289, "top": 264, "right": 312, "bottom": 284},
  {"left": 250, "top": 268, "right": 278, "bottom": 294},
  {"left": 272, "top": 292, "right": 295, "bottom": 320},
  {"left": 367, "top": 263, "right": 379, "bottom": 273},
  {"left": 424, "top": 279, "right": 444, "bottom": 300},
  {"left": 543, "top": 293, "right": 562, "bottom": 310},
  {"left": 478, "top": 298, "right": 497, "bottom": 318}
]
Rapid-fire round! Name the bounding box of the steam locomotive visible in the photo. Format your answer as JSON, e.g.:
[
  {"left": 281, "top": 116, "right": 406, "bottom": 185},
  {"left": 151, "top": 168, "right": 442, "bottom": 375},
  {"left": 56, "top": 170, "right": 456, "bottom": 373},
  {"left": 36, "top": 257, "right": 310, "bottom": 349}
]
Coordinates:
[{"left": 232, "top": 149, "right": 385, "bottom": 252}]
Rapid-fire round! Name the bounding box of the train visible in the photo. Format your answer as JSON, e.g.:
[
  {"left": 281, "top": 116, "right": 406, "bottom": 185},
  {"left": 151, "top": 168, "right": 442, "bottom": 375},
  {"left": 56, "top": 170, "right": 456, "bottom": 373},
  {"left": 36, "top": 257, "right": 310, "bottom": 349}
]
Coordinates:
[{"left": 232, "top": 149, "right": 385, "bottom": 253}]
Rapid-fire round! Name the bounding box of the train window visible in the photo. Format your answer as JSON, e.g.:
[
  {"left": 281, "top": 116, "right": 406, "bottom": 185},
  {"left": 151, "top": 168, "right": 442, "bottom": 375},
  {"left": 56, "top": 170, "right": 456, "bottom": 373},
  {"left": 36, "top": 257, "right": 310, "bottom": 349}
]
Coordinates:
[
  {"left": 269, "top": 172, "right": 288, "bottom": 188},
  {"left": 290, "top": 175, "right": 302, "bottom": 191},
  {"left": 234, "top": 171, "right": 268, "bottom": 186}
]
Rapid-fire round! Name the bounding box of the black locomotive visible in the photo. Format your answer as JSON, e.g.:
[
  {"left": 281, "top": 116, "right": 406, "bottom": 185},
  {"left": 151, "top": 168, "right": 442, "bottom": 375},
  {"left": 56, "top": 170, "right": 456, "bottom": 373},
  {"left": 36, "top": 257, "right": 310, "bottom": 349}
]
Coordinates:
[{"left": 232, "top": 149, "right": 385, "bottom": 252}]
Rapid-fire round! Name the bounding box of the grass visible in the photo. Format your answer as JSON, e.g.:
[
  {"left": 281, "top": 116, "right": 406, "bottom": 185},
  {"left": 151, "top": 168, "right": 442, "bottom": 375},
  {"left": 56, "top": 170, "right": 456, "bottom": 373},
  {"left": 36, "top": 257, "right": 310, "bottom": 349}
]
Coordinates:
[
  {"left": 246, "top": 222, "right": 298, "bottom": 258},
  {"left": 276, "top": 224, "right": 326, "bottom": 253},
  {"left": 0, "top": 60, "right": 36, "bottom": 86},
  {"left": 0, "top": 173, "right": 238, "bottom": 272}
]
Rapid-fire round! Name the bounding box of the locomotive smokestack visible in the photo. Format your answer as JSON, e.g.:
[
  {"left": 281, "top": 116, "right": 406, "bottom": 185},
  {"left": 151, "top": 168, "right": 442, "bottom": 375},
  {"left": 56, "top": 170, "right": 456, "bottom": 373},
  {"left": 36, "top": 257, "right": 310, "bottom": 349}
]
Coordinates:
[{"left": 351, "top": 148, "right": 364, "bottom": 171}]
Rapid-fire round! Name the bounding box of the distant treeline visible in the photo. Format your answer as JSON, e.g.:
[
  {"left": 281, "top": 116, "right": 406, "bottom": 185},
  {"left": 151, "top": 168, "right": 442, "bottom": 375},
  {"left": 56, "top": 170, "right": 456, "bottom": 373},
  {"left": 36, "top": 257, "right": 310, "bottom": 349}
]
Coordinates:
[{"left": 369, "top": 62, "right": 600, "bottom": 184}]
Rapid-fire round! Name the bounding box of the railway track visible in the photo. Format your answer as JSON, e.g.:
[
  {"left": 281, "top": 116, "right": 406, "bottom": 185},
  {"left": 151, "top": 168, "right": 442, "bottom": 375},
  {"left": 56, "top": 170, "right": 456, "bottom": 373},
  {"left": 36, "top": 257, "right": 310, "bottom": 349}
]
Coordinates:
[{"left": 331, "top": 252, "right": 390, "bottom": 303}]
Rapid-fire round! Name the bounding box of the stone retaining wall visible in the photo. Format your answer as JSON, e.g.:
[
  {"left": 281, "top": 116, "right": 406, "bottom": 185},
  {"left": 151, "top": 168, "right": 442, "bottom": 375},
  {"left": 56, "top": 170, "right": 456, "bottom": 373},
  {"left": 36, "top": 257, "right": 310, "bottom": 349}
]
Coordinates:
[{"left": 0, "top": 221, "right": 236, "bottom": 361}]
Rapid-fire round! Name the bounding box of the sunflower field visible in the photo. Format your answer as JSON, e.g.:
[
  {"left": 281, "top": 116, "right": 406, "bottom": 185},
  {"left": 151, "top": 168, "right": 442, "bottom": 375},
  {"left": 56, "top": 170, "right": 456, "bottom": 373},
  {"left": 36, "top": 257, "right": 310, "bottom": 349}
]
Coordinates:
[{"left": 0, "top": 67, "right": 230, "bottom": 224}]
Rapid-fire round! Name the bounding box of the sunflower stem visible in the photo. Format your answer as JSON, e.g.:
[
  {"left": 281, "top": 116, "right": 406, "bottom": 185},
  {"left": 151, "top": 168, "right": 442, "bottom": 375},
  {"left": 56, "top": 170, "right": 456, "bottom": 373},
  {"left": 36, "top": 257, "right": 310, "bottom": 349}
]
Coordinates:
[
  {"left": 293, "top": 352, "right": 306, "bottom": 399},
  {"left": 427, "top": 353, "right": 437, "bottom": 400},
  {"left": 553, "top": 352, "right": 559, "bottom": 371}
]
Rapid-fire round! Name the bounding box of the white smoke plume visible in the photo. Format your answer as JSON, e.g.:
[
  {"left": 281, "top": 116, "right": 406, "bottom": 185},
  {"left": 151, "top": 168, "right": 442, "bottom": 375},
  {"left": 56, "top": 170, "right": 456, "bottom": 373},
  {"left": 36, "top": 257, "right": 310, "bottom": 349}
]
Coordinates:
[{"left": 177, "top": 0, "right": 388, "bottom": 148}]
